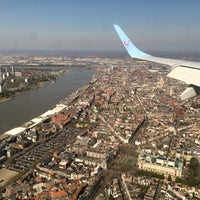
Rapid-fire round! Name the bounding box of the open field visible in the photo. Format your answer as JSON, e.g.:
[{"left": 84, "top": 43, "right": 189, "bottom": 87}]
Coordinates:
[{"left": 0, "top": 168, "right": 19, "bottom": 187}]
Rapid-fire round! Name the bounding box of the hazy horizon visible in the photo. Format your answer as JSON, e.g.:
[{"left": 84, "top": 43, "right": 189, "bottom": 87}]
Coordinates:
[
  {"left": 0, "top": 49, "right": 200, "bottom": 59},
  {"left": 0, "top": 1, "right": 200, "bottom": 52}
]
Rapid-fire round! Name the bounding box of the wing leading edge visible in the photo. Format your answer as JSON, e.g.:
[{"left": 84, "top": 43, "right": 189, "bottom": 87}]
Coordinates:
[{"left": 113, "top": 24, "right": 200, "bottom": 100}]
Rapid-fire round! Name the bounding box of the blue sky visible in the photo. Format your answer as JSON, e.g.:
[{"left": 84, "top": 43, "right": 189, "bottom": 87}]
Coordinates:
[{"left": 0, "top": 0, "right": 200, "bottom": 52}]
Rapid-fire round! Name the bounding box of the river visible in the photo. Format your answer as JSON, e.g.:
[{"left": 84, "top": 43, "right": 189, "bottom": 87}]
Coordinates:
[{"left": 0, "top": 67, "right": 95, "bottom": 134}]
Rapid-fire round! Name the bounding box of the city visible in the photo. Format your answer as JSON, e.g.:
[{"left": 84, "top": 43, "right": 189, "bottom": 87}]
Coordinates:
[{"left": 0, "top": 55, "right": 199, "bottom": 199}]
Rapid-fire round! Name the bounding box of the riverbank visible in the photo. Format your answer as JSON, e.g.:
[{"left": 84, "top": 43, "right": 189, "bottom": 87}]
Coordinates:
[
  {"left": 0, "top": 67, "right": 94, "bottom": 134},
  {"left": 0, "top": 69, "right": 69, "bottom": 105},
  {"left": 0, "top": 98, "right": 11, "bottom": 104}
]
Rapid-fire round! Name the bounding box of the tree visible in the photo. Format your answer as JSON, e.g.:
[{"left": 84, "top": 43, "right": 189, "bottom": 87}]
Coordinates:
[
  {"left": 140, "top": 186, "right": 149, "bottom": 199},
  {"left": 189, "top": 157, "right": 200, "bottom": 179},
  {"left": 175, "top": 177, "right": 188, "bottom": 185},
  {"left": 183, "top": 159, "right": 186, "bottom": 167},
  {"left": 175, "top": 157, "right": 200, "bottom": 187},
  {"left": 108, "top": 194, "right": 115, "bottom": 200},
  {"left": 167, "top": 175, "right": 172, "bottom": 182}
]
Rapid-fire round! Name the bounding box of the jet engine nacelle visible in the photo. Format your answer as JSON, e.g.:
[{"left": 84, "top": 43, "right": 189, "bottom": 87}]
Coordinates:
[{"left": 180, "top": 85, "right": 200, "bottom": 100}]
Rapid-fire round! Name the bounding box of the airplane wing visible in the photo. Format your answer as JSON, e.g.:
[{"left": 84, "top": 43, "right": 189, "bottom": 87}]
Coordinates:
[{"left": 113, "top": 24, "right": 200, "bottom": 100}]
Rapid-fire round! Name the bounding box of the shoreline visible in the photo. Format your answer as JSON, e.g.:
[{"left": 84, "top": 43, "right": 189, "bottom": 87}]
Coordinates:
[
  {"left": 0, "top": 68, "right": 93, "bottom": 136},
  {"left": 0, "top": 70, "right": 70, "bottom": 105},
  {"left": 0, "top": 74, "right": 94, "bottom": 190},
  {"left": 0, "top": 82, "right": 90, "bottom": 138},
  {"left": 0, "top": 98, "right": 11, "bottom": 104}
]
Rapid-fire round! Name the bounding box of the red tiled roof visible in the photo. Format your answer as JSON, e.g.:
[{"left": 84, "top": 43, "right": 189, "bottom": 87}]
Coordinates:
[{"left": 51, "top": 190, "right": 68, "bottom": 198}]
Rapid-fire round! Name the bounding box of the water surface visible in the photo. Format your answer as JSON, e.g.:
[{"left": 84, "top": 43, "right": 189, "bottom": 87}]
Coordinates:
[{"left": 0, "top": 67, "right": 94, "bottom": 134}]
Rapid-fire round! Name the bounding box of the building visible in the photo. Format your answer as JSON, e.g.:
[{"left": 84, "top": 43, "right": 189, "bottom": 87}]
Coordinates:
[
  {"left": 51, "top": 112, "right": 71, "bottom": 129},
  {"left": 138, "top": 153, "right": 183, "bottom": 177},
  {"left": 75, "top": 156, "right": 107, "bottom": 169},
  {"left": 86, "top": 150, "right": 107, "bottom": 159},
  {"left": 59, "top": 160, "right": 68, "bottom": 169}
]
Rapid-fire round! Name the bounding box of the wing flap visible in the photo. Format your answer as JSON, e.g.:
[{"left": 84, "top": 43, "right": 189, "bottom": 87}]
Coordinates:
[{"left": 167, "top": 66, "right": 200, "bottom": 87}]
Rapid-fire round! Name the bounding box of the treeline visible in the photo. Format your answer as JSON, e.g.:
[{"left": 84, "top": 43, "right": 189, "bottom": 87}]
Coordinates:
[
  {"left": 191, "top": 102, "right": 200, "bottom": 109},
  {"left": 176, "top": 157, "right": 200, "bottom": 187},
  {"left": 136, "top": 170, "right": 164, "bottom": 179}
]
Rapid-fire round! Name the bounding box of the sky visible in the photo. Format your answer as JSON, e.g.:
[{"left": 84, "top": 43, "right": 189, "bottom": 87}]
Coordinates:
[{"left": 0, "top": 0, "right": 200, "bottom": 52}]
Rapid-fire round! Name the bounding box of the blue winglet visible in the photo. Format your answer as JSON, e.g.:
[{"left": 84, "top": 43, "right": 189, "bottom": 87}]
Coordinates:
[{"left": 113, "top": 24, "right": 149, "bottom": 59}]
